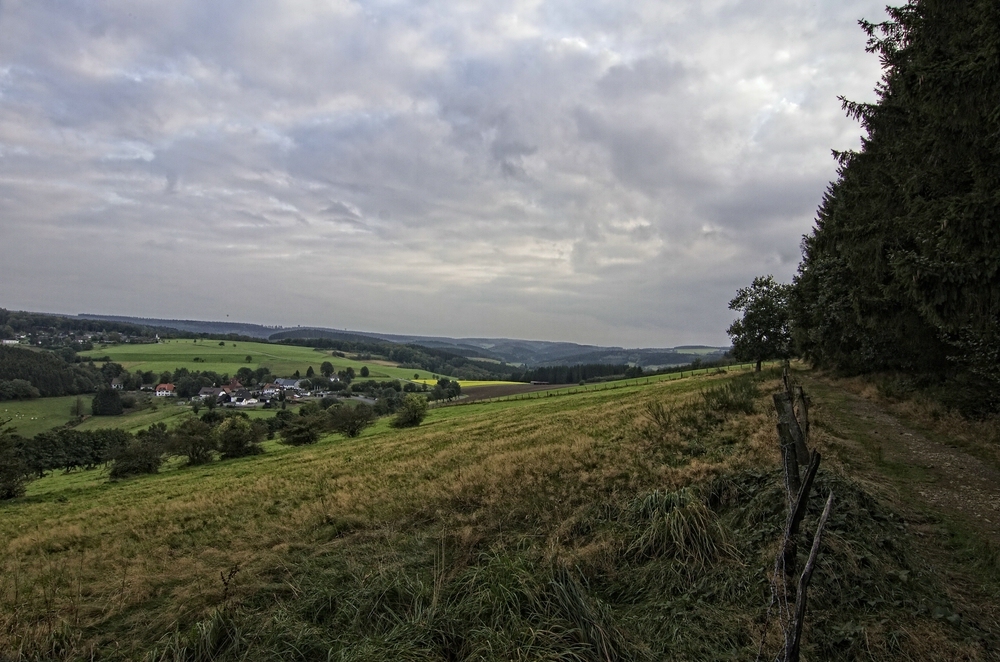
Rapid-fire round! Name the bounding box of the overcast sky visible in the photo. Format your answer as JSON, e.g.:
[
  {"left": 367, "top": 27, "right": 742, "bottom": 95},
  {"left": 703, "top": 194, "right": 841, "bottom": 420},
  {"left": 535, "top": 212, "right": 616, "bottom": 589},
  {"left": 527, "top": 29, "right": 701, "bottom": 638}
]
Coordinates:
[{"left": 0, "top": 0, "right": 887, "bottom": 347}]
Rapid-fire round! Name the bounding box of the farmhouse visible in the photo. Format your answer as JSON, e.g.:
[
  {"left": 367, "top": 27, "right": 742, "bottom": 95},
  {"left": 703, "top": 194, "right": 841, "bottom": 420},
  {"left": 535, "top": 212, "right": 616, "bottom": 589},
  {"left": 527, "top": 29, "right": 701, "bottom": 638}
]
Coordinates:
[
  {"left": 222, "top": 388, "right": 257, "bottom": 407},
  {"left": 155, "top": 383, "right": 175, "bottom": 397}
]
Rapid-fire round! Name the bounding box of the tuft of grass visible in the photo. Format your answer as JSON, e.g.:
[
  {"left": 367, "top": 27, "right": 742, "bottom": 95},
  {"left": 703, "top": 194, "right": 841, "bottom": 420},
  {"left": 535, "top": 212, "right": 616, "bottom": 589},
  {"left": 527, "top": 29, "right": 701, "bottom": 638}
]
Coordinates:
[
  {"left": 625, "top": 488, "right": 734, "bottom": 572},
  {"left": 701, "top": 374, "right": 760, "bottom": 416}
]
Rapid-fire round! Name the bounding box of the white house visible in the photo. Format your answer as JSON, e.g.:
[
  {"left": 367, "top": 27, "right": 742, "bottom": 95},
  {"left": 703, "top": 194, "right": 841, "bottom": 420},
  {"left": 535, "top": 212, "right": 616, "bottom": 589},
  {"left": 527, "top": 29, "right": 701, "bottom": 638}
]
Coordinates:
[{"left": 155, "top": 383, "right": 176, "bottom": 397}]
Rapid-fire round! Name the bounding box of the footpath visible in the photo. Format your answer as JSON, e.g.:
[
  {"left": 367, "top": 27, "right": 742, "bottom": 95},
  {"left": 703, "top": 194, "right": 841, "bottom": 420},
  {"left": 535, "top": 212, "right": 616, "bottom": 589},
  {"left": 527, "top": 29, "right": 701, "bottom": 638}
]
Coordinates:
[{"left": 800, "top": 373, "right": 1000, "bottom": 639}]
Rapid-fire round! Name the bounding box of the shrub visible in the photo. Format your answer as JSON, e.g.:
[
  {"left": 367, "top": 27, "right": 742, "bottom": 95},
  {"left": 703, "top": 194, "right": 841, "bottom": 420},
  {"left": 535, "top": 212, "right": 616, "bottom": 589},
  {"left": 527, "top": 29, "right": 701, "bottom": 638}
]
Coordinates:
[
  {"left": 169, "top": 418, "right": 217, "bottom": 465},
  {"left": 281, "top": 416, "right": 323, "bottom": 446},
  {"left": 108, "top": 439, "right": 164, "bottom": 480},
  {"left": 329, "top": 404, "right": 376, "bottom": 438},
  {"left": 218, "top": 417, "right": 264, "bottom": 459},
  {"left": 700, "top": 375, "right": 759, "bottom": 415},
  {"left": 391, "top": 394, "right": 428, "bottom": 428}
]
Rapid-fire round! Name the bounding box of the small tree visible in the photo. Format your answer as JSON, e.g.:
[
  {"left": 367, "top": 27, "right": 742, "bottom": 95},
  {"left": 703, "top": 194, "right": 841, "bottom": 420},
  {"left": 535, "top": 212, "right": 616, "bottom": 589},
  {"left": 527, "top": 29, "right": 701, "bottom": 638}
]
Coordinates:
[
  {"left": 218, "top": 416, "right": 264, "bottom": 459},
  {"left": 329, "top": 404, "right": 376, "bottom": 438},
  {"left": 306, "top": 366, "right": 315, "bottom": 378},
  {"left": 169, "top": 418, "right": 217, "bottom": 465},
  {"left": 281, "top": 416, "right": 323, "bottom": 446},
  {"left": 321, "top": 361, "right": 335, "bottom": 378},
  {"left": 391, "top": 394, "right": 428, "bottom": 428},
  {"left": 727, "top": 275, "right": 793, "bottom": 371},
  {"left": 91, "top": 387, "right": 124, "bottom": 416},
  {"left": 360, "top": 366, "right": 370, "bottom": 378},
  {"left": 109, "top": 429, "right": 165, "bottom": 480},
  {"left": 0, "top": 423, "right": 30, "bottom": 499}
]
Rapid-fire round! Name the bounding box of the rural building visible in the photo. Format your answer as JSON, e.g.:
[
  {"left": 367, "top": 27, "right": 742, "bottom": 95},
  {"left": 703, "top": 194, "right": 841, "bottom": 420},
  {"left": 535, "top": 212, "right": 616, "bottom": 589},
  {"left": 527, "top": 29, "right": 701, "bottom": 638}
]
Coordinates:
[{"left": 155, "top": 383, "right": 176, "bottom": 397}]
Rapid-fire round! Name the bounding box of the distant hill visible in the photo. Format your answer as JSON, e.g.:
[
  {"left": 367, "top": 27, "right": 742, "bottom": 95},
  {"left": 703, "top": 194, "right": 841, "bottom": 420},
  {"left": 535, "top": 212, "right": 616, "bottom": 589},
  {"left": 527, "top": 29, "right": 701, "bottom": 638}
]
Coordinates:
[
  {"left": 77, "top": 314, "right": 284, "bottom": 339},
  {"left": 352, "top": 333, "right": 728, "bottom": 368},
  {"left": 74, "top": 315, "right": 728, "bottom": 368}
]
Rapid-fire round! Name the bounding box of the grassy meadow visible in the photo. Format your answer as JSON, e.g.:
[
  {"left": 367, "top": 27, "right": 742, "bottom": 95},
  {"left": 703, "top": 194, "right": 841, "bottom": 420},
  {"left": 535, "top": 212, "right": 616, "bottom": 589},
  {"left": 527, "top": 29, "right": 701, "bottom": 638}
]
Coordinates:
[
  {"left": 78, "top": 339, "right": 420, "bottom": 381},
  {"left": 2, "top": 367, "right": 997, "bottom": 660},
  {"left": 1, "top": 396, "right": 93, "bottom": 437}
]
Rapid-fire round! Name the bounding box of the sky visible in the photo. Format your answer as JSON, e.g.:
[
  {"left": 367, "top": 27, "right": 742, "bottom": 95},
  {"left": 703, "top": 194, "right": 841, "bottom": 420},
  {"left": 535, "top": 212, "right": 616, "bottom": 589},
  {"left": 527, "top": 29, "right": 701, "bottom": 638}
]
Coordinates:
[{"left": 0, "top": 0, "right": 888, "bottom": 347}]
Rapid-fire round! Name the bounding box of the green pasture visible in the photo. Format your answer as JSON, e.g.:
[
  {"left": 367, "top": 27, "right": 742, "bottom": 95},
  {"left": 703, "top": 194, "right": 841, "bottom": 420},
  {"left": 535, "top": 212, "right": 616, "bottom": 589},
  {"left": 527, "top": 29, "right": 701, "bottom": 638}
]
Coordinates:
[
  {"left": 79, "top": 338, "right": 418, "bottom": 381},
  {"left": 1, "top": 396, "right": 92, "bottom": 437}
]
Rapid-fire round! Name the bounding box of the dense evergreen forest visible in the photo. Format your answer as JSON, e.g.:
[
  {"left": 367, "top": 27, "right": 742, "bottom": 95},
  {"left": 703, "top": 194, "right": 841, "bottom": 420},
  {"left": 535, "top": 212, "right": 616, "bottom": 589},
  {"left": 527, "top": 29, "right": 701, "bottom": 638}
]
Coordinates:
[{"left": 791, "top": 0, "right": 1000, "bottom": 414}]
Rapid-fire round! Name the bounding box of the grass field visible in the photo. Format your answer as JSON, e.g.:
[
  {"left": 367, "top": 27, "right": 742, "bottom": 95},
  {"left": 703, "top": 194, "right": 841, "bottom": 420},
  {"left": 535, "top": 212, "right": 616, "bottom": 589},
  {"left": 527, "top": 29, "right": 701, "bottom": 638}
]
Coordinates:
[
  {"left": 78, "top": 339, "right": 420, "bottom": 381},
  {"left": 2, "top": 367, "right": 997, "bottom": 660},
  {"left": 1, "top": 396, "right": 93, "bottom": 437}
]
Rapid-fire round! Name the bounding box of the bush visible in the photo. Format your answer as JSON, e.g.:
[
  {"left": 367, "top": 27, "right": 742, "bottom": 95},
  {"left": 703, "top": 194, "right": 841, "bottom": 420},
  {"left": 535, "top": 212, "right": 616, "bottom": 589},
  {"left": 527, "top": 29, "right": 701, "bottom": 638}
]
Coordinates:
[
  {"left": 391, "top": 394, "right": 428, "bottom": 428},
  {"left": 169, "top": 418, "right": 217, "bottom": 465},
  {"left": 281, "top": 416, "right": 324, "bottom": 446},
  {"left": 329, "top": 404, "right": 376, "bottom": 438},
  {"left": 218, "top": 417, "right": 264, "bottom": 459},
  {"left": 108, "top": 439, "right": 164, "bottom": 480}
]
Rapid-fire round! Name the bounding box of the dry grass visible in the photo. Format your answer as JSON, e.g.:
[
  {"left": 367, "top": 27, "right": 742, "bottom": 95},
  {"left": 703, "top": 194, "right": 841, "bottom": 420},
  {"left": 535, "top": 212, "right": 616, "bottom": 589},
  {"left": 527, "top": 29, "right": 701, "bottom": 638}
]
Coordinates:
[{"left": 1, "top": 368, "right": 997, "bottom": 660}]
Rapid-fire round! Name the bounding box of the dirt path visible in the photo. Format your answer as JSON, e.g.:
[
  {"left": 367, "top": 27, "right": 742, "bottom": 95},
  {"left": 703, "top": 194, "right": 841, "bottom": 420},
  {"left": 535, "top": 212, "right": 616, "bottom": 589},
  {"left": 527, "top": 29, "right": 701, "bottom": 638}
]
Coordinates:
[{"left": 806, "top": 376, "right": 1000, "bottom": 546}]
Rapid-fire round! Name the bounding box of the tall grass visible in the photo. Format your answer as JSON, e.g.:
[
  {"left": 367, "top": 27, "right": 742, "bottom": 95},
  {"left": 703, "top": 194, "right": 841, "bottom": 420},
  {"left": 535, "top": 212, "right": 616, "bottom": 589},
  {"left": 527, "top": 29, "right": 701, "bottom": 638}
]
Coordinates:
[{"left": 2, "top": 369, "right": 997, "bottom": 660}]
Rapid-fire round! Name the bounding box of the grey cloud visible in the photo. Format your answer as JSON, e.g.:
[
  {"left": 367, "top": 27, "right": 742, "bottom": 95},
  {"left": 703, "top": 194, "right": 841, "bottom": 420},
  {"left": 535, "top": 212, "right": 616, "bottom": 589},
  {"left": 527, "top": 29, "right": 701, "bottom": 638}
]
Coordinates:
[{"left": 0, "top": 0, "right": 889, "bottom": 346}]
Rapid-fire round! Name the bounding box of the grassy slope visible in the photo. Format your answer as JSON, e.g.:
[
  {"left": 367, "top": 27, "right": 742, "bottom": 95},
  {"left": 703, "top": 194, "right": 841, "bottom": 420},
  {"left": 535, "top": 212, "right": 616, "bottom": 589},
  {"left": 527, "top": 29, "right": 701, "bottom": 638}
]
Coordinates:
[
  {"left": 78, "top": 339, "right": 419, "bottom": 381},
  {"left": 1, "top": 368, "right": 997, "bottom": 660},
  {"left": 1, "top": 396, "right": 93, "bottom": 437}
]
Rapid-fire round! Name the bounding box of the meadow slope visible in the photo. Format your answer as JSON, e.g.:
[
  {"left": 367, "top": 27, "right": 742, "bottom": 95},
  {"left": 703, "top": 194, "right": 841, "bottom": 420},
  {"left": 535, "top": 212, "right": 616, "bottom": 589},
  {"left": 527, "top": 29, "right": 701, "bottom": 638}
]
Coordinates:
[{"left": 1, "top": 368, "right": 997, "bottom": 660}]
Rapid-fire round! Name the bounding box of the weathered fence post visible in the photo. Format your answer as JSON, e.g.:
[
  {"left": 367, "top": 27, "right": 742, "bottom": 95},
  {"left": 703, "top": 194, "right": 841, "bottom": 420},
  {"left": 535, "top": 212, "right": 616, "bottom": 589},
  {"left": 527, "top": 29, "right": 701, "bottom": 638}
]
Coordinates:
[{"left": 762, "top": 368, "right": 835, "bottom": 662}]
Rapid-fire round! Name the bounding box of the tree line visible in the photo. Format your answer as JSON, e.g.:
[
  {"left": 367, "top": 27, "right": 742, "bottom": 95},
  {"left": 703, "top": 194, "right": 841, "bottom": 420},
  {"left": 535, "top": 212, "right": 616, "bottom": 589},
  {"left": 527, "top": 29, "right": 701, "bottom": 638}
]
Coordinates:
[
  {"left": 0, "top": 346, "right": 108, "bottom": 400},
  {"left": 728, "top": 0, "right": 1000, "bottom": 415}
]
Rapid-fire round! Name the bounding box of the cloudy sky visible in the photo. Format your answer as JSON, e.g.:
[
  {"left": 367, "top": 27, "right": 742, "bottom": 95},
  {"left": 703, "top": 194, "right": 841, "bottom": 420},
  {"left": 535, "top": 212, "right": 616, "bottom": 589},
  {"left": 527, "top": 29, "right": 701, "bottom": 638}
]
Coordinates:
[{"left": 0, "top": 0, "right": 887, "bottom": 347}]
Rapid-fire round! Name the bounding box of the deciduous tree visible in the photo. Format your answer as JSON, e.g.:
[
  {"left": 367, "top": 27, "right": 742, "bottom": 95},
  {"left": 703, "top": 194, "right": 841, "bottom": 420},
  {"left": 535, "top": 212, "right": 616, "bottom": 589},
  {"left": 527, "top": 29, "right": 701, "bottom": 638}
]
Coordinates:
[{"left": 727, "top": 275, "right": 792, "bottom": 371}]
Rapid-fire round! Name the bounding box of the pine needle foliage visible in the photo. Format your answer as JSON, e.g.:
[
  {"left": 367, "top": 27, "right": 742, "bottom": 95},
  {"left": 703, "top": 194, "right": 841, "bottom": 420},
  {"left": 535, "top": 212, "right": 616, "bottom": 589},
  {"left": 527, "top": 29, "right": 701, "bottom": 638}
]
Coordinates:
[{"left": 792, "top": 0, "right": 1000, "bottom": 413}]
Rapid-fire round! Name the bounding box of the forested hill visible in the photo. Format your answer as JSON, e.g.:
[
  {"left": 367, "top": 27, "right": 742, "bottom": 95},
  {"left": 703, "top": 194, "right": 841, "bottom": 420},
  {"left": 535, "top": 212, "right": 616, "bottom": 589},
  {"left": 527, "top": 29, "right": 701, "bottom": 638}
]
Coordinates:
[
  {"left": 0, "top": 346, "right": 105, "bottom": 399},
  {"left": 78, "top": 314, "right": 281, "bottom": 339},
  {"left": 791, "top": 0, "right": 1000, "bottom": 415}
]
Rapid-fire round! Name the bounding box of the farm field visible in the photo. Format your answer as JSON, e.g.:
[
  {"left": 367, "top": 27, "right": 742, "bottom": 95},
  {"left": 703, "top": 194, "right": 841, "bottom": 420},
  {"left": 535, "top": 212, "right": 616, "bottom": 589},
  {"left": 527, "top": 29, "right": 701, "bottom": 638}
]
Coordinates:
[
  {"left": 78, "top": 339, "right": 420, "bottom": 381},
  {"left": 3, "top": 367, "right": 997, "bottom": 660},
  {"left": 0, "top": 395, "right": 92, "bottom": 437}
]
